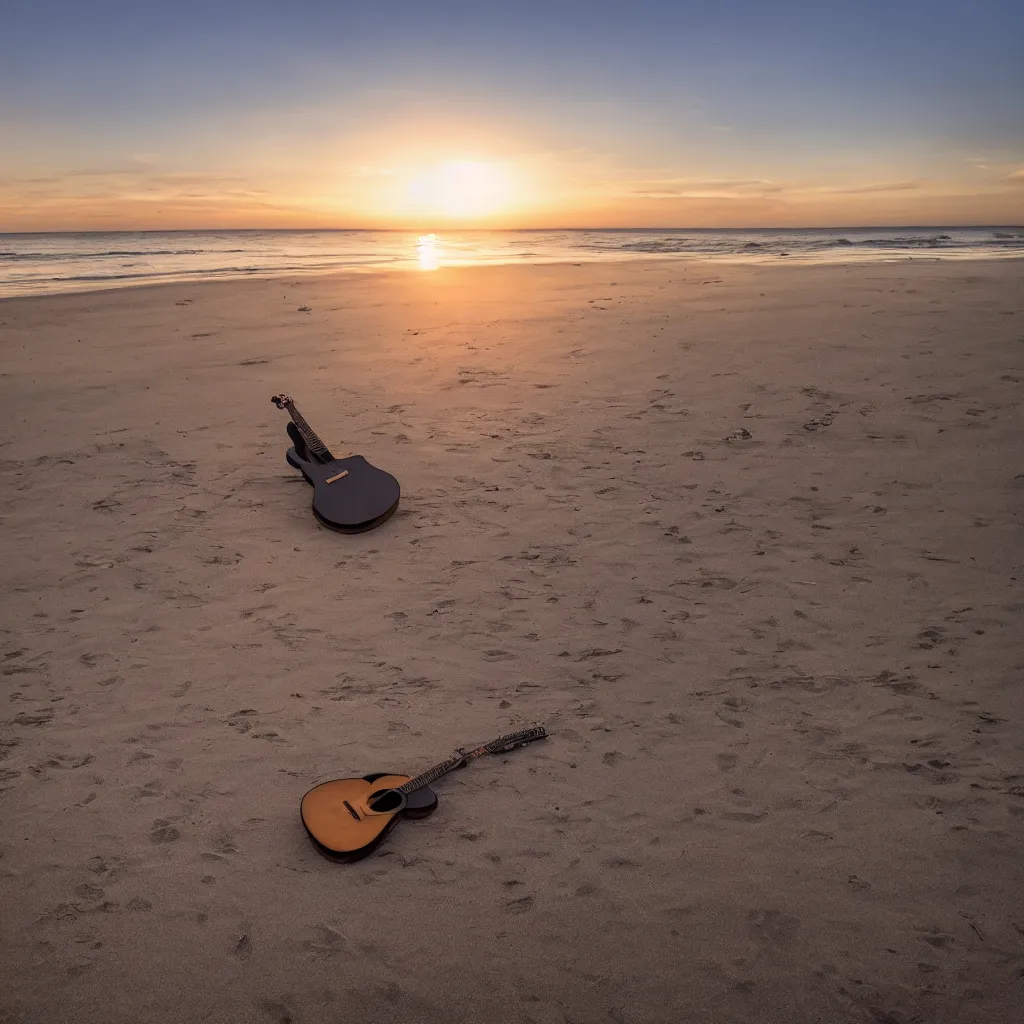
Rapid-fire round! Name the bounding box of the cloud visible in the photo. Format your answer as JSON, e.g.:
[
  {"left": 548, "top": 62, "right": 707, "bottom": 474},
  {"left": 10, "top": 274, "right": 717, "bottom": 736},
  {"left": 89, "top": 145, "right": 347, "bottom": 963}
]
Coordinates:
[
  {"left": 0, "top": 167, "right": 284, "bottom": 231},
  {"left": 630, "top": 178, "right": 782, "bottom": 199},
  {"left": 1008, "top": 169, "right": 1024, "bottom": 183},
  {"left": 5, "top": 169, "right": 267, "bottom": 197},
  {"left": 825, "top": 180, "right": 924, "bottom": 195}
]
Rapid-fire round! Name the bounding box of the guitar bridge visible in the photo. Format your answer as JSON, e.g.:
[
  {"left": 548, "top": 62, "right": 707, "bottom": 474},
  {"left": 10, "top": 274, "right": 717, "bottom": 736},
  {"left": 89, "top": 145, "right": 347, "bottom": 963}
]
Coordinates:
[{"left": 325, "top": 470, "right": 349, "bottom": 484}]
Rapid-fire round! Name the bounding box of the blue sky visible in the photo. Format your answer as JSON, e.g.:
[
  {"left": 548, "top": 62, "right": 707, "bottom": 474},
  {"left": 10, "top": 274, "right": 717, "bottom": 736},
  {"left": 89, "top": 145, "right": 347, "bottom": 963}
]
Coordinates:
[{"left": 2, "top": 0, "right": 1022, "bottom": 228}]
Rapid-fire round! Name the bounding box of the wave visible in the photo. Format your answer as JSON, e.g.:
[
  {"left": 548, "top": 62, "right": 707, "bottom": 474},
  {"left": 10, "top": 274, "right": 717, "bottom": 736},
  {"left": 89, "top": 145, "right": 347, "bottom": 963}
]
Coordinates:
[
  {"left": 864, "top": 235, "right": 951, "bottom": 246},
  {"left": 590, "top": 238, "right": 699, "bottom": 253},
  {"left": 583, "top": 233, "right": 980, "bottom": 255},
  {"left": 42, "top": 256, "right": 405, "bottom": 284},
  {"left": 0, "top": 248, "right": 247, "bottom": 262}
]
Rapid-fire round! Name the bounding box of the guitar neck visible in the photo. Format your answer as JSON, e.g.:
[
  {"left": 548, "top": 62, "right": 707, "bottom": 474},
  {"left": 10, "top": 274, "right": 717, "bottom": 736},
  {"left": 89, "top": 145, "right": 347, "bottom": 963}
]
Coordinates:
[
  {"left": 398, "top": 728, "right": 547, "bottom": 794},
  {"left": 399, "top": 752, "right": 468, "bottom": 794},
  {"left": 285, "top": 402, "right": 334, "bottom": 462}
]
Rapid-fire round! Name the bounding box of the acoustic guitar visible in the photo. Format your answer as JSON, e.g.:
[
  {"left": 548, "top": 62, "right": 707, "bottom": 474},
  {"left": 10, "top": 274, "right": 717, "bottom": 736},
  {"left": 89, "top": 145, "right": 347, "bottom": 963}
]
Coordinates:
[
  {"left": 271, "top": 394, "right": 400, "bottom": 533},
  {"left": 300, "top": 726, "right": 548, "bottom": 862}
]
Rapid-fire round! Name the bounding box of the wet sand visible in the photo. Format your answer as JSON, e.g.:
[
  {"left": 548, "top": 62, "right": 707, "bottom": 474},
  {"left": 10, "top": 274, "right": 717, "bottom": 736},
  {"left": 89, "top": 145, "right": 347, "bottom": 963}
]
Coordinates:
[{"left": 1, "top": 258, "right": 1022, "bottom": 1023}]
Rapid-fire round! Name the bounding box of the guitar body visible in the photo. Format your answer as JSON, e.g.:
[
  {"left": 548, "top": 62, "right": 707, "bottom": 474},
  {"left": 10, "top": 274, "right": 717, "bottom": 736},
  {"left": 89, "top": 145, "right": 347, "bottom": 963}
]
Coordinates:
[
  {"left": 286, "top": 448, "right": 401, "bottom": 534},
  {"left": 273, "top": 394, "right": 400, "bottom": 534},
  {"left": 297, "top": 727, "right": 546, "bottom": 864},
  {"left": 301, "top": 773, "right": 438, "bottom": 862}
]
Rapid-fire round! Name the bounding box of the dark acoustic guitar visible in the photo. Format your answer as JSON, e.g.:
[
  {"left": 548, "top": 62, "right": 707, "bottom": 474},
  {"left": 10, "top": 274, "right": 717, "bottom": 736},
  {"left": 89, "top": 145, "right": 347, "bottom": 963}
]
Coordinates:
[
  {"left": 271, "top": 394, "right": 400, "bottom": 533},
  {"left": 300, "top": 726, "right": 548, "bottom": 862}
]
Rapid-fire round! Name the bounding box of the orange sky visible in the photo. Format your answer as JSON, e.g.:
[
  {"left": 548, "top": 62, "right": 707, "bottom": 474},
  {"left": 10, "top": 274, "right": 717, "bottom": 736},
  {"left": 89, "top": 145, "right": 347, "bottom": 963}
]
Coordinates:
[{"left": 3, "top": 144, "right": 1022, "bottom": 232}]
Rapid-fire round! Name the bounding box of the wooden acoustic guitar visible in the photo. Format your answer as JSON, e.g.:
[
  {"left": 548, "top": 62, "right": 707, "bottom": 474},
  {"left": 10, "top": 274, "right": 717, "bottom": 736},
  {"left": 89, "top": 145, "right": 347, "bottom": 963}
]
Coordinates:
[
  {"left": 271, "top": 394, "right": 400, "bottom": 533},
  {"left": 300, "top": 726, "right": 548, "bottom": 862}
]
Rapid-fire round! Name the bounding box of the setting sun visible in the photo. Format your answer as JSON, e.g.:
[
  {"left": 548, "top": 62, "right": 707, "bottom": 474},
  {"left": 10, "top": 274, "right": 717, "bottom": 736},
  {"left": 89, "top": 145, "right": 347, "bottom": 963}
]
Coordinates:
[{"left": 405, "top": 160, "right": 516, "bottom": 219}]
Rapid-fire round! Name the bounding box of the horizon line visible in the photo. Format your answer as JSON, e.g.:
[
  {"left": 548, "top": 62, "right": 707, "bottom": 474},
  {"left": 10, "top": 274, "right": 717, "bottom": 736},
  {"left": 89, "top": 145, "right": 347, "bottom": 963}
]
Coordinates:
[{"left": 2, "top": 223, "right": 1022, "bottom": 236}]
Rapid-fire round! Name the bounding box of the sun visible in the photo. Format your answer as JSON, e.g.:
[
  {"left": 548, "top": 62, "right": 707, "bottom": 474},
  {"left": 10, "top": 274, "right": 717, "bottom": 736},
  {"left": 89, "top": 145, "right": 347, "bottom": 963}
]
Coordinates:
[{"left": 406, "top": 160, "right": 515, "bottom": 219}]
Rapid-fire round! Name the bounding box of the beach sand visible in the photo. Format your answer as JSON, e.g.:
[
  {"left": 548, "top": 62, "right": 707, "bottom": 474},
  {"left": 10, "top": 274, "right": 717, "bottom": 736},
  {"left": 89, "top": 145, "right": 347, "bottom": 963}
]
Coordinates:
[{"left": 1, "top": 258, "right": 1022, "bottom": 1024}]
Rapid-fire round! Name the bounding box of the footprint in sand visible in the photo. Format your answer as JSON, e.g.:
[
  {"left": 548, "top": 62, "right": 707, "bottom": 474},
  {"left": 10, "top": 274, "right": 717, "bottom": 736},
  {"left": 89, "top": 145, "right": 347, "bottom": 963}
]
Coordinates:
[
  {"left": 504, "top": 895, "right": 534, "bottom": 914},
  {"left": 11, "top": 708, "right": 54, "bottom": 726},
  {"left": 150, "top": 819, "right": 181, "bottom": 843},
  {"left": 302, "top": 925, "right": 347, "bottom": 961},
  {"left": 803, "top": 410, "right": 837, "bottom": 431}
]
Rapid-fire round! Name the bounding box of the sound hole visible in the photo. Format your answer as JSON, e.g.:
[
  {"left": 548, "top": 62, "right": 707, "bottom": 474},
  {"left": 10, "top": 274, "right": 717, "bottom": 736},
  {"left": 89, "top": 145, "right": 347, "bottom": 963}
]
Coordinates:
[{"left": 367, "top": 789, "right": 404, "bottom": 813}]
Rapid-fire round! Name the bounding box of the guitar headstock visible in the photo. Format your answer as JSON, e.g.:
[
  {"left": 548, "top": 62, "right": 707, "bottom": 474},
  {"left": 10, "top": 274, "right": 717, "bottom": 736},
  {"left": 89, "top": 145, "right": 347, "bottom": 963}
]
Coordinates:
[
  {"left": 271, "top": 394, "right": 293, "bottom": 409},
  {"left": 486, "top": 726, "right": 547, "bottom": 754}
]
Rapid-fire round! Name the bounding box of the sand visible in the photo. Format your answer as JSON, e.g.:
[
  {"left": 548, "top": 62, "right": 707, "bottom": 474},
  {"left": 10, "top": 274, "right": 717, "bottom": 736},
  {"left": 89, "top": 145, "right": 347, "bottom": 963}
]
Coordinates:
[{"left": 1, "top": 258, "right": 1022, "bottom": 1024}]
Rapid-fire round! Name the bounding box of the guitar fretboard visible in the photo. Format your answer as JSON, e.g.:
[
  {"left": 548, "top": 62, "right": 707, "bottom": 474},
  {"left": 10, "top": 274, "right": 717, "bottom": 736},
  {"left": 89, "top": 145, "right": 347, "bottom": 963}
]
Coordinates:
[
  {"left": 397, "top": 728, "right": 547, "bottom": 794},
  {"left": 399, "top": 753, "right": 467, "bottom": 794},
  {"left": 285, "top": 403, "right": 334, "bottom": 462}
]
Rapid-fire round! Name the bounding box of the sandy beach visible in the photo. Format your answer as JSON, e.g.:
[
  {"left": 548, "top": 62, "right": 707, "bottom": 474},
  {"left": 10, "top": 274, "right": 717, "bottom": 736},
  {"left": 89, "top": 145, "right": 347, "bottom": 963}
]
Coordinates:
[{"left": 1, "top": 258, "right": 1022, "bottom": 1023}]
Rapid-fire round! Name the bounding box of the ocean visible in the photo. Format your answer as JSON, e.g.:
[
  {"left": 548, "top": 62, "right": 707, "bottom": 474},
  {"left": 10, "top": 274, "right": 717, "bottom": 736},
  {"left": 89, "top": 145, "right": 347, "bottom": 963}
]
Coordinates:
[{"left": 1, "top": 226, "right": 1022, "bottom": 298}]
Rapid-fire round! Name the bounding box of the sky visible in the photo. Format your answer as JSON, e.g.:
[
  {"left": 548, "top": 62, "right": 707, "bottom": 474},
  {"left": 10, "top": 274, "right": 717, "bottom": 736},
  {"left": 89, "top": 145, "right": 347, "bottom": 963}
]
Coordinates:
[{"left": 1, "top": 0, "right": 1022, "bottom": 230}]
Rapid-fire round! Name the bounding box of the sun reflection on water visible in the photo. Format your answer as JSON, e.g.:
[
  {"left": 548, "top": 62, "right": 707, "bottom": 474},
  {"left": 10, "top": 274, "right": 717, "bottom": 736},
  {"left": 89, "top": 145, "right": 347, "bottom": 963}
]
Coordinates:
[{"left": 417, "top": 234, "right": 439, "bottom": 271}]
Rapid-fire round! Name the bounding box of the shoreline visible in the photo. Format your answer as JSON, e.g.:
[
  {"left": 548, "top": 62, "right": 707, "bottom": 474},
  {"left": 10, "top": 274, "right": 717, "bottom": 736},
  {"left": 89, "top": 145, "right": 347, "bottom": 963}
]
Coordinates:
[{"left": 2, "top": 249, "right": 1023, "bottom": 303}]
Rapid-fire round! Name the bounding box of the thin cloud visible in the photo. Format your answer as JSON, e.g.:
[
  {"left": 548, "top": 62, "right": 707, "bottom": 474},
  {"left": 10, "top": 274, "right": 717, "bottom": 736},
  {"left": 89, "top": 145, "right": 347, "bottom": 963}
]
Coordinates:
[
  {"left": 0, "top": 169, "right": 277, "bottom": 227},
  {"left": 1008, "top": 169, "right": 1024, "bottom": 183},
  {"left": 827, "top": 180, "right": 924, "bottom": 195},
  {"left": 631, "top": 178, "right": 782, "bottom": 199},
  {"left": 9, "top": 169, "right": 258, "bottom": 186}
]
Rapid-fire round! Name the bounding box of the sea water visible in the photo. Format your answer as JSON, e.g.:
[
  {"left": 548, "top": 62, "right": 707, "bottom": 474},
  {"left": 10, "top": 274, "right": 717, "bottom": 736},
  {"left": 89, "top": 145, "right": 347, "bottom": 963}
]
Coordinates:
[{"left": 1, "top": 226, "right": 1021, "bottom": 298}]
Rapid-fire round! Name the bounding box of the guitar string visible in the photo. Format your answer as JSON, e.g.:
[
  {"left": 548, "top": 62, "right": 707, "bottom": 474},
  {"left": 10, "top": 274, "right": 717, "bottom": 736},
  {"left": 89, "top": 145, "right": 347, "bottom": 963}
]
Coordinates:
[
  {"left": 395, "top": 729, "right": 544, "bottom": 798},
  {"left": 282, "top": 401, "right": 334, "bottom": 464},
  {"left": 402, "top": 731, "right": 543, "bottom": 792},
  {"left": 368, "top": 732, "right": 543, "bottom": 812},
  {"left": 403, "top": 737, "right": 526, "bottom": 793},
  {"left": 294, "top": 418, "right": 331, "bottom": 462}
]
